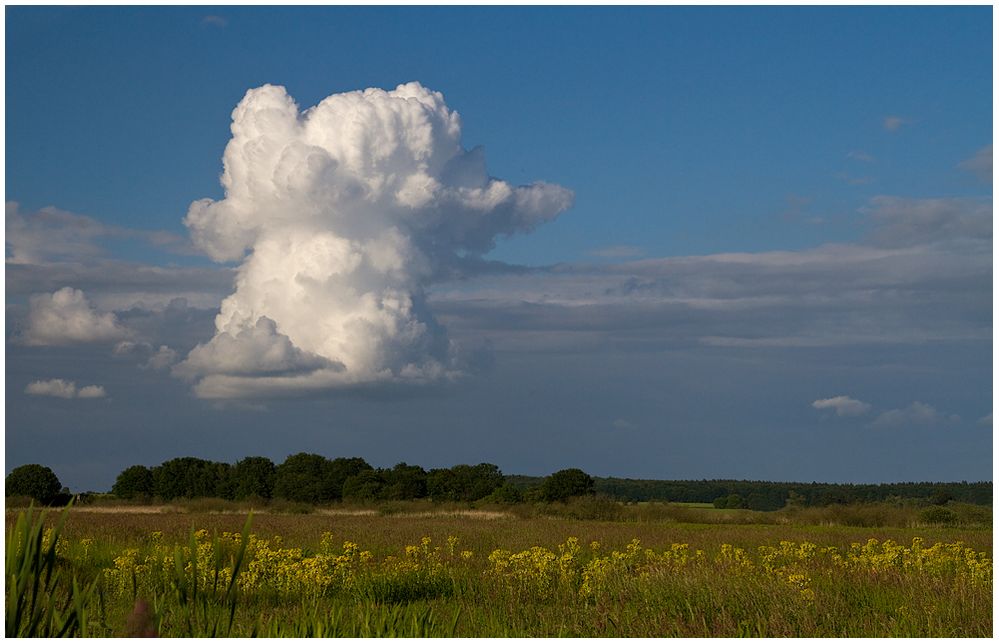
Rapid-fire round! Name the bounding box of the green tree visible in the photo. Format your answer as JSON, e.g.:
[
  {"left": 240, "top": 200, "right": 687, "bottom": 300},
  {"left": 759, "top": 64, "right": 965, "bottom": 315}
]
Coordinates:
[
  {"left": 342, "top": 469, "right": 386, "bottom": 501},
  {"left": 6, "top": 464, "right": 63, "bottom": 504},
  {"left": 427, "top": 468, "right": 458, "bottom": 501},
  {"left": 111, "top": 465, "right": 154, "bottom": 500},
  {"left": 382, "top": 462, "right": 427, "bottom": 500},
  {"left": 325, "top": 457, "right": 373, "bottom": 500},
  {"left": 152, "top": 457, "right": 231, "bottom": 500},
  {"left": 427, "top": 463, "right": 505, "bottom": 502},
  {"left": 231, "top": 456, "right": 276, "bottom": 500},
  {"left": 273, "top": 453, "right": 334, "bottom": 503},
  {"left": 540, "top": 468, "right": 595, "bottom": 503}
]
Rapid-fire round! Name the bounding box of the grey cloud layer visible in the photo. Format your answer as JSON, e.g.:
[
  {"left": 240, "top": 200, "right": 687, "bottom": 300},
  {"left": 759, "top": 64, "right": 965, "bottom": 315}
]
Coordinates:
[
  {"left": 6, "top": 202, "right": 191, "bottom": 265},
  {"left": 433, "top": 196, "right": 990, "bottom": 353}
]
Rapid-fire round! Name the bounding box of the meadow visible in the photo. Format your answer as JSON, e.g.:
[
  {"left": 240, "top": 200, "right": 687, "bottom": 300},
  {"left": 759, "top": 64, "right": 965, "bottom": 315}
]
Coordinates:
[{"left": 6, "top": 502, "right": 992, "bottom": 637}]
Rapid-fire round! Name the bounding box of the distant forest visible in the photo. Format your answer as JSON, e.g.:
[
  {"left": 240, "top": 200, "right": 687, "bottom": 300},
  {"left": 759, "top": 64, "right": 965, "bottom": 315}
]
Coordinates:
[
  {"left": 508, "top": 476, "right": 993, "bottom": 511},
  {"left": 5, "top": 454, "right": 992, "bottom": 511}
]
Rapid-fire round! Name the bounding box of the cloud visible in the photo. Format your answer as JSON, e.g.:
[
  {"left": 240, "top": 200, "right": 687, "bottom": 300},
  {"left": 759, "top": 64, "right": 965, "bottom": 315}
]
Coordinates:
[
  {"left": 6, "top": 261, "right": 233, "bottom": 312},
  {"left": 144, "top": 345, "right": 179, "bottom": 370},
  {"left": 590, "top": 245, "right": 645, "bottom": 259},
  {"left": 25, "top": 379, "right": 106, "bottom": 399},
  {"left": 77, "top": 385, "right": 107, "bottom": 399},
  {"left": 177, "top": 82, "right": 572, "bottom": 397},
  {"left": 113, "top": 341, "right": 179, "bottom": 370},
  {"left": 863, "top": 196, "right": 991, "bottom": 247},
  {"left": 201, "top": 15, "right": 228, "bottom": 28},
  {"left": 431, "top": 202, "right": 990, "bottom": 354},
  {"left": 23, "top": 287, "right": 132, "bottom": 346},
  {"left": 612, "top": 418, "right": 637, "bottom": 431},
  {"left": 883, "top": 115, "right": 908, "bottom": 132},
  {"left": 847, "top": 150, "right": 875, "bottom": 163},
  {"left": 6, "top": 201, "right": 192, "bottom": 265},
  {"left": 959, "top": 145, "right": 992, "bottom": 183},
  {"left": 812, "top": 396, "right": 871, "bottom": 417},
  {"left": 870, "top": 401, "right": 956, "bottom": 428},
  {"left": 978, "top": 413, "right": 992, "bottom": 426}
]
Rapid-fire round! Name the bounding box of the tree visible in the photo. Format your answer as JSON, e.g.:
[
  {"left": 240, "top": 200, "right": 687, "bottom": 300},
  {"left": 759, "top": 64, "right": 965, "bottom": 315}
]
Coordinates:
[
  {"left": 427, "top": 468, "right": 458, "bottom": 501},
  {"left": 231, "top": 457, "right": 276, "bottom": 500},
  {"left": 152, "top": 457, "right": 231, "bottom": 500},
  {"left": 342, "top": 470, "right": 386, "bottom": 501},
  {"left": 6, "top": 464, "right": 63, "bottom": 504},
  {"left": 325, "top": 457, "right": 373, "bottom": 500},
  {"left": 427, "top": 463, "right": 505, "bottom": 502},
  {"left": 112, "top": 465, "right": 154, "bottom": 500},
  {"left": 382, "top": 462, "right": 427, "bottom": 500},
  {"left": 540, "top": 468, "right": 595, "bottom": 503},
  {"left": 273, "top": 453, "right": 334, "bottom": 503},
  {"left": 464, "top": 463, "right": 505, "bottom": 501}
]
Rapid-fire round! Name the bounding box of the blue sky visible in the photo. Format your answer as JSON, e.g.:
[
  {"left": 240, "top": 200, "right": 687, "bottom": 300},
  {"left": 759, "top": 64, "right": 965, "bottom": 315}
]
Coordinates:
[{"left": 6, "top": 6, "right": 993, "bottom": 491}]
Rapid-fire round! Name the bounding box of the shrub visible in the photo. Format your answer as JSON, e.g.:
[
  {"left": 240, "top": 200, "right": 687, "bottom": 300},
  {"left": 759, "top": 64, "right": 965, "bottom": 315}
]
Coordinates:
[
  {"left": 483, "top": 483, "right": 523, "bottom": 505},
  {"left": 920, "top": 506, "right": 957, "bottom": 525}
]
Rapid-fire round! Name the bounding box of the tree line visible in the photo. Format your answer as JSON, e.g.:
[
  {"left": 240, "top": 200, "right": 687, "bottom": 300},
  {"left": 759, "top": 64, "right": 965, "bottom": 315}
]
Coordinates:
[
  {"left": 6, "top": 458, "right": 990, "bottom": 509},
  {"left": 506, "top": 476, "right": 992, "bottom": 510},
  {"left": 106, "top": 455, "right": 594, "bottom": 505}
]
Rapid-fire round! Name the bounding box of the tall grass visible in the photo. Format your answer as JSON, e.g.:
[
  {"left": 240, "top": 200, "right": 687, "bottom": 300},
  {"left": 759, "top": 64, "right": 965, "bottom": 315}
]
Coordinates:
[
  {"left": 5, "top": 504, "right": 96, "bottom": 637},
  {"left": 4, "top": 505, "right": 992, "bottom": 637}
]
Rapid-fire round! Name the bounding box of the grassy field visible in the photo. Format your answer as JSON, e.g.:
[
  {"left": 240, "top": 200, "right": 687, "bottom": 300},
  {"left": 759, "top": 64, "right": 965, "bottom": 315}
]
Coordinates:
[{"left": 6, "top": 502, "right": 992, "bottom": 637}]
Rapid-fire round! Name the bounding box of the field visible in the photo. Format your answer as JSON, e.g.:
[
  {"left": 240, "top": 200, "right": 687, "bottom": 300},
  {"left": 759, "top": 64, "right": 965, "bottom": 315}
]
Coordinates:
[{"left": 6, "top": 503, "right": 993, "bottom": 637}]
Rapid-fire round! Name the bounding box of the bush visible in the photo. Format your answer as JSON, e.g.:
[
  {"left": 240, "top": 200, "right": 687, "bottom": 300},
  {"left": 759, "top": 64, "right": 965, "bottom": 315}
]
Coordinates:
[
  {"left": 5, "top": 464, "right": 62, "bottom": 505},
  {"left": 483, "top": 483, "right": 523, "bottom": 505},
  {"left": 920, "top": 506, "right": 957, "bottom": 525}
]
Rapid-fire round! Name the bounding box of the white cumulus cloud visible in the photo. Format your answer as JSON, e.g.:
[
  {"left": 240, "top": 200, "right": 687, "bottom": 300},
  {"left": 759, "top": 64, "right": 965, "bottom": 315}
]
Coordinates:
[
  {"left": 812, "top": 395, "right": 872, "bottom": 417},
  {"left": 177, "top": 82, "right": 573, "bottom": 398},
  {"left": 23, "top": 287, "right": 131, "bottom": 346},
  {"left": 76, "top": 385, "right": 107, "bottom": 399},
  {"left": 25, "top": 379, "right": 106, "bottom": 399}
]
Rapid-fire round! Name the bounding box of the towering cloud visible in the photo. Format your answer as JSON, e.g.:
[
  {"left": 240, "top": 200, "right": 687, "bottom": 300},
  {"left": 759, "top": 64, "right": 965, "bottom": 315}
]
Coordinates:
[{"left": 177, "top": 82, "right": 573, "bottom": 397}]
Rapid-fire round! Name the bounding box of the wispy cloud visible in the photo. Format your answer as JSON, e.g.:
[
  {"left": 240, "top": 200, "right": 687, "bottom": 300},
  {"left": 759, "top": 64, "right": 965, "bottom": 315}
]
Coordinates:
[
  {"left": 589, "top": 245, "right": 645, "bottom": 259},
  {"left": 959, "top": 145, "right": 992, "bottom": 183},
  {"left": 871, "top": 402, "right": 958, "bottom": 429},
  {"left": 201, "top": 15, "right": 228, "bottom": 28},
  {"left": 847, "top": 150, "right": 875, "bottom": 163},
  {"left": 883, "top": 115, "right": 909, "bottom": 132},
  {"left": 6, "top": 202, "right": 193, "bottom": 265},
  {"left": 862, "top": 195, "right": 991, "bottom": 247}
]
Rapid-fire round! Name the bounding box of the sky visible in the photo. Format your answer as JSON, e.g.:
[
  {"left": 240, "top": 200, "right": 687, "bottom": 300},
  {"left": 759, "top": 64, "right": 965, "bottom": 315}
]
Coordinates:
[{"left": 5, "top": 6, "right": 993, "bottom": 492}]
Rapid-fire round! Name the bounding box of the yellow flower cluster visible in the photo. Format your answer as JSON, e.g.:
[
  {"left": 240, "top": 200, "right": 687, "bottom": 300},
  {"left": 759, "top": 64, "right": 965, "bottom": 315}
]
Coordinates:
[
  {"left": 101, "top": 531, "right": 467, "bottom": 601},
  {"left": 96, "top": 531, "right": 990, "bottom": 605}
]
